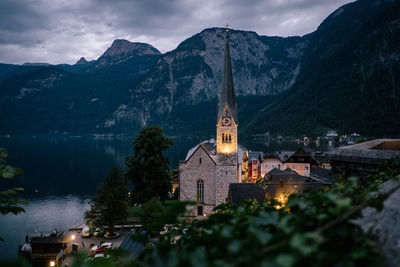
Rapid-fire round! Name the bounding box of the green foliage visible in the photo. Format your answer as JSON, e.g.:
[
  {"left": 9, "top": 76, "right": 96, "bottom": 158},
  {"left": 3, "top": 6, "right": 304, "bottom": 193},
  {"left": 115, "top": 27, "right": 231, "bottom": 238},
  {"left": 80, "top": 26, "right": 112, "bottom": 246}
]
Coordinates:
[
  {"left": 140, "top": 198, "right": 192, "bottom": 235},
  {"left": 128, "top": 205, "right": 144, "bottom": 217},
  {"left": 0, "top": 148, "right": 26, "bottom": 240},
  {"left": 355, "top": 137, "right": 367, "bottom": 144},
  {"left": 85, "top": 167, "right": 128, "bottom": 234},
  {"left": 125, "top": 126, "right": 174, "bottom": 203},
  {"left": 134, "top": 168, "right": 400, "bottom": 266}
]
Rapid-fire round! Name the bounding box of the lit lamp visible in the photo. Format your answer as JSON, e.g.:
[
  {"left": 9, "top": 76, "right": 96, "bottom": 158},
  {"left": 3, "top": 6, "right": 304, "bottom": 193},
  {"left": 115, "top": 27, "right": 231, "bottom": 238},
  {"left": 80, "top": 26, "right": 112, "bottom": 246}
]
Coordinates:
[
  {"left": 50, "top": 260, "right": 55, "bottom": 266},
  {"left": 71, "top": 234, "right": 75, "bottom": 241}
]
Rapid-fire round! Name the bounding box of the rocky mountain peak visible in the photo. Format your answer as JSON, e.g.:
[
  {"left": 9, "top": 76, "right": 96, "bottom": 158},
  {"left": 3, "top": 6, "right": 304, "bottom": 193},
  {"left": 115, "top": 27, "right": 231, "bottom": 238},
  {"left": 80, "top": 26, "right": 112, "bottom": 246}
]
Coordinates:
[
  {"left": 75, "top": 57, "right": 88, "bottom": 65},
  {"left": 96, "top": 39, "right": 160, "bottom": 67}
]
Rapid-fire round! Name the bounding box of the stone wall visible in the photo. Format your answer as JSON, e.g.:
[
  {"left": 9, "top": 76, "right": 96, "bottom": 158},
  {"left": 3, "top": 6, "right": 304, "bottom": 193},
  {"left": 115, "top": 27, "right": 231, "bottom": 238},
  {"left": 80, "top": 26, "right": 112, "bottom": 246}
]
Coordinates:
[{"left": 179, "top": 146, "right": 217, "bottom": 214}]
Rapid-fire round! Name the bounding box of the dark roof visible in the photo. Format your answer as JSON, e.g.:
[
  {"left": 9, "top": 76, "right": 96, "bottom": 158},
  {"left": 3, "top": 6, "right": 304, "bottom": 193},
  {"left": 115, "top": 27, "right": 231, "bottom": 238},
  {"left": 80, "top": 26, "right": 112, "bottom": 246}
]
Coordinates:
[
  {"left": 263, "top": 168, "right": 330, "bottom": 197},
  {"left": 249, "top": 151, "right": 263, "bottom": 161},
  {"left": 276, "top": 151, "right": 295, "bottom": 162},
  {"left": 30, "top": 234, "right": 67, "bottom": 244},
  {"left": 285, "top": 147, "right": 319, "bottom": 164},
  {"left": 119, "top": 235, "right": 145, "bottom": 259},
  {"left": 229, "top": 183, "right": 266, "bottom": 205},
  {"left": 217, "top": 32, "right": 238, "bottom": 124},
  {"left": 311, "top": 168, "right": 331, "bottom": 180}
]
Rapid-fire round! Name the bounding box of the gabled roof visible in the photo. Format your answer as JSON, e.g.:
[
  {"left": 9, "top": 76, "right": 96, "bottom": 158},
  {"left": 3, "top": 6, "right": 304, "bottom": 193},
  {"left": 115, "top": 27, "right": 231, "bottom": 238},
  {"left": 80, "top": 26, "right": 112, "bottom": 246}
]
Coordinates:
[
  {"left": 184, "top": 140, "right": 217, "bottom": 164},
  {"left": 217, "top": 33, "right": 238, "bottom": 124},
  {"left": 228, "top": 183, "right": 266, "bottom": 205},
  {"left": 285, "top": 147, "right": 319, "bottom": 164},
  {"left": 249, "top": 151, "right": 263, "bottom": 161},
  {"left": 275, "top": 151, "right": 295, "bottom": 162}
]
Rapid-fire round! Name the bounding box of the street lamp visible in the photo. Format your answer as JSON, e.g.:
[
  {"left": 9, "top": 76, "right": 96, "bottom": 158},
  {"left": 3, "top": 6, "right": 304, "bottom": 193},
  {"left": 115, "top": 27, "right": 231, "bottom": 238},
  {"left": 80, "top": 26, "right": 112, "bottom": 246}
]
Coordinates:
[{"left": 50, "top": 260, "right": 55, "bottom": 266}]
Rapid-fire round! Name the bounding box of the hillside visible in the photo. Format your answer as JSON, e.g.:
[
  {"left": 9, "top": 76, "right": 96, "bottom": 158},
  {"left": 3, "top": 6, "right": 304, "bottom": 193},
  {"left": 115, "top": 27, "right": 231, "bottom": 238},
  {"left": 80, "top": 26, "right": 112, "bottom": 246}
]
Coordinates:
[{"left": 0, "top": 0, "right": 399, "bottom": 137}]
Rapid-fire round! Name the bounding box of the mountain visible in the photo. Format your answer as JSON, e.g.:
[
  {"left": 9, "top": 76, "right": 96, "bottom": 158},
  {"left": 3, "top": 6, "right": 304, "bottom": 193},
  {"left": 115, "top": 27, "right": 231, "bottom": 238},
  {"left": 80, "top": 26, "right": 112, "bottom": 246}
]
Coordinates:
[
  {"left": 95, "top": 39, "right": 161, "bottom": 67},
  {"left": 242, "top": 0, "right": 400, "bottom": 137},
  {"left": 102, "top": 29, "right": 306, "bottom": 132},
  {"left": 0, "top": 0, "right": 399, "bottom": 138}
]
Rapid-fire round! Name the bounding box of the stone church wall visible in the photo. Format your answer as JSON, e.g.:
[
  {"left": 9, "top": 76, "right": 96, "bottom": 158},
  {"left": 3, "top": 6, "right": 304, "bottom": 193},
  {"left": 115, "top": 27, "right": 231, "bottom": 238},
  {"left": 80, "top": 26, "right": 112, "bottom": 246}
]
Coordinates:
[{"left": 179, "top": 146, "right": 216, "bottom": 214}]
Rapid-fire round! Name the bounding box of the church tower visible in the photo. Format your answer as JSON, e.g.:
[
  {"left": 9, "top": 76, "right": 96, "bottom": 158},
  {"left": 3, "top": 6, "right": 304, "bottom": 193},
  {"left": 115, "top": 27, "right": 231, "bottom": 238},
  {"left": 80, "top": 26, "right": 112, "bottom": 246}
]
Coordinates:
[{"left": 216, "top": 28, "right": 238, "bottom": 155}]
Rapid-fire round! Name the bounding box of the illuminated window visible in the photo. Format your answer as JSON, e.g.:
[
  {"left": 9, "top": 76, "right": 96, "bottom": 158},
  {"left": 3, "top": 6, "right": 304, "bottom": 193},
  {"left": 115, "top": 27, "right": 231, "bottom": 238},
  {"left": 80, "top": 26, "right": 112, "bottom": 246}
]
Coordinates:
[{"left": 197, "top": 180, "right": 204, "bottom": 203}]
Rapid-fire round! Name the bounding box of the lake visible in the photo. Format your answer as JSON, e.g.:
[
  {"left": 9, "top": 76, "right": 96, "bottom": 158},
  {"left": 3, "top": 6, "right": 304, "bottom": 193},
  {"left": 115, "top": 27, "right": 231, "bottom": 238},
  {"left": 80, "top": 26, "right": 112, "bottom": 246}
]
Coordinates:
[{"left": 0, "top": 134, "right": 201, "bottom": 259}]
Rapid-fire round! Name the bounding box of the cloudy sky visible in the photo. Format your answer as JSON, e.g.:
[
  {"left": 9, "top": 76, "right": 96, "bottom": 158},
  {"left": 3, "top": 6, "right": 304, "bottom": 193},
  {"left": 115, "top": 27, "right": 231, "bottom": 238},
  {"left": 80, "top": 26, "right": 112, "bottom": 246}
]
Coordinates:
[{"left": 0, "top": 0, "right": 354, "bottom": 65}]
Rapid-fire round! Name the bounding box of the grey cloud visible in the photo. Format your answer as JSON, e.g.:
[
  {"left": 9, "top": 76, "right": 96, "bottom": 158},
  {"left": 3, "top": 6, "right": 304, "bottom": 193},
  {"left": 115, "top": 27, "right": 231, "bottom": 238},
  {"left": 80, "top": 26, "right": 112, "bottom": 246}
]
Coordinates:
[{"left": 0, "top": 0, "right": 354, "bottom": 64}]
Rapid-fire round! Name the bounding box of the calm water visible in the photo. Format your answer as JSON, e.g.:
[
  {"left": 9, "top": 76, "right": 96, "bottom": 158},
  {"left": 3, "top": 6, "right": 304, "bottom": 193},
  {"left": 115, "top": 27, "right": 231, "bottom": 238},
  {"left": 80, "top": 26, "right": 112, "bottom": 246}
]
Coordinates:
[{"left": 0, "top": 135, "right": 200, "bottom": 259}]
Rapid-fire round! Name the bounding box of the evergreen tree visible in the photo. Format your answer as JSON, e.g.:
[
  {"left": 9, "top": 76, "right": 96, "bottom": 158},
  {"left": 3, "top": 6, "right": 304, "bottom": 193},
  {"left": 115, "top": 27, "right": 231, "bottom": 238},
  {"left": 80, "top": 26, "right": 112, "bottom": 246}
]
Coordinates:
[
  {"left": 125, "top": 126, "right": 173, "bottom": 203},
  {"left": 85, "top": 167, "right": 128, "bottom": 235},
  {"left": 0, "top": 148, "right": 26, "bottom": 241}
]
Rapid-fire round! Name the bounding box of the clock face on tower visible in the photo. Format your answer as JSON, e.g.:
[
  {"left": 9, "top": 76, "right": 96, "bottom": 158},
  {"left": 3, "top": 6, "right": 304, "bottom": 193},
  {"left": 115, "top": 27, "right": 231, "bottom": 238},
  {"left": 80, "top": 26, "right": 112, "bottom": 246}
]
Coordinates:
[{"left": 223, "top": 118, "right": 230, "bottom": 126}]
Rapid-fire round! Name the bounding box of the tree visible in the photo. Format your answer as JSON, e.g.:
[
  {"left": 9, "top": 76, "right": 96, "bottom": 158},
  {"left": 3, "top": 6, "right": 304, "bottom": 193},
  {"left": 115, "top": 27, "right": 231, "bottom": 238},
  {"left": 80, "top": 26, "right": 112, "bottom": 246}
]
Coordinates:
[
  {"left": 125, "top": 126, "right": 173, "bottom": 203},
  {"left": 85, "top": 167, "right": 128, "bottom": 235},
  {"left": 0, "top": 148, "right": 26, "bottom": 241}
]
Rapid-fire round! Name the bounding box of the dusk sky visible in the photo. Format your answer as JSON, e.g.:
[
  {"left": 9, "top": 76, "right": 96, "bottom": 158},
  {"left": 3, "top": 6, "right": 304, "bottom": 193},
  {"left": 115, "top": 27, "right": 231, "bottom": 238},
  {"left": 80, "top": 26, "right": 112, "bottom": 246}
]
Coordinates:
[{"left": 0, "top": 0, "right": 354, "bottom": 65}]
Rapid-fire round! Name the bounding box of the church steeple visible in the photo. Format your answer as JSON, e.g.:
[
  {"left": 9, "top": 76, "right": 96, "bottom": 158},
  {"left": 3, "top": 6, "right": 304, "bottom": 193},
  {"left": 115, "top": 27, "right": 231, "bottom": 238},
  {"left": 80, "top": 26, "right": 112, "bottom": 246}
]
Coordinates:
[
  {"left": 217, "top": 28, "right": 238, "bottom": 125},
  {"left": 216, "top": 26, "right": 238, "bottom": 155}
]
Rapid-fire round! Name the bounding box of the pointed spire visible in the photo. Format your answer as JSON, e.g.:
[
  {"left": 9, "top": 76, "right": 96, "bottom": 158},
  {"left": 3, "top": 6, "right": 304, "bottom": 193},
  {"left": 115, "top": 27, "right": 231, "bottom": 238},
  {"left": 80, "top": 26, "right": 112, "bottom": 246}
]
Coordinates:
[{"left": 217, "top": 27, "right": 238, "bottom": 124}]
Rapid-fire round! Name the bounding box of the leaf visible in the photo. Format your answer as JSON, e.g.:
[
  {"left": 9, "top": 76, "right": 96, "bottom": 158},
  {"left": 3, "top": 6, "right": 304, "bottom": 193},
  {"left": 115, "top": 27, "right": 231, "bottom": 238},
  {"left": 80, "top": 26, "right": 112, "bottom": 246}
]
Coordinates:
[{"left": 276, "top": 253, "right": 296, "bottom": 267}]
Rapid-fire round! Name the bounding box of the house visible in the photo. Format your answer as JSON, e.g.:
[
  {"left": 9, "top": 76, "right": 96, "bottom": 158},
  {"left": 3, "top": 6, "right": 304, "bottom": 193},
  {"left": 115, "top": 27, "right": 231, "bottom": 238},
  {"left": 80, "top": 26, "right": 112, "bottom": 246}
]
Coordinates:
[
  {"left": 283, "top": 147, "right": 320, "bottom": 176},
  {"left": 261, "top": 152, "right": 284, "bottom": 177},
  {"left": 247, "top": 151, "right": 264, "bottom": 182},
  {"left": 263, "top": 168, "right": 330, "bottom": 198}
]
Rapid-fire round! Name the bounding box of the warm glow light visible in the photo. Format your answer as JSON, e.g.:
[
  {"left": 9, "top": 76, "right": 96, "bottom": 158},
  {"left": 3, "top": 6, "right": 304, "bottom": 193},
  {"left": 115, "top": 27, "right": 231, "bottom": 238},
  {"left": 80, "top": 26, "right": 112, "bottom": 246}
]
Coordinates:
[
  {"left": 71, "top": 234, "right": 75, "bottom": 240},
  {"left": 274, "top": 193, "right": 288, "bottom": 210},
  {"left": 50, "top": 261, "right": 55, "bottom": 267}
]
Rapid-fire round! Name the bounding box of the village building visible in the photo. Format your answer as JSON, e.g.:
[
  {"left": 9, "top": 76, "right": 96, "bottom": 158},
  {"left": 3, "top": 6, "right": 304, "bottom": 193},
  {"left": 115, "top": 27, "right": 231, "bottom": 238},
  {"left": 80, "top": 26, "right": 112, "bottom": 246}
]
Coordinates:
[
  {"left": 283, "top": 147, "right": 320, "bottom": 176},
  {"left": 328, "top": 139, "right": 400, "bottom": 178},
  {"left": 179, "top": 28, "right": 248, "bottom": 216},
  {"left": 247, "top": 151, "right": 264, "bottom": 182},
  {"left": 261, "top": 152, "right": 285, "bottom": 177}
]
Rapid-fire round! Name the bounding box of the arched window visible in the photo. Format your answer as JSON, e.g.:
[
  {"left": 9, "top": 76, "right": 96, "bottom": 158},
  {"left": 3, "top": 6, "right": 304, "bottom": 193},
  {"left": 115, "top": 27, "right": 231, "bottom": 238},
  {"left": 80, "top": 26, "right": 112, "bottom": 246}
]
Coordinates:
[
  {"left": 197, "top": 180, "right": 204, "bottom": 203},
  {"left": 229, "top": 134, "right": 232, "bottom": 142},
  {"left": 199, "top": 157, "right": 202, "bottom": 164},
  {"left": 222, "top": 133, "right": 225, "bottom": 143}
]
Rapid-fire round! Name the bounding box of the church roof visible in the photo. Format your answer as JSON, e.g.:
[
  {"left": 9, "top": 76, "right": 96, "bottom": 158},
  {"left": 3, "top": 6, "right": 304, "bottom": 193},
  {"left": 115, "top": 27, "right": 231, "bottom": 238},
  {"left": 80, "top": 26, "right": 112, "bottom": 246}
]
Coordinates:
[
  {"left": 217, "top": 30, "right": 238, "bottom": 124},
  {"left": 184, "top": 139, "right": 217, "bottom": 162},
  {"left": 184, "top": 139, "right": 247, "bottom": 164}
]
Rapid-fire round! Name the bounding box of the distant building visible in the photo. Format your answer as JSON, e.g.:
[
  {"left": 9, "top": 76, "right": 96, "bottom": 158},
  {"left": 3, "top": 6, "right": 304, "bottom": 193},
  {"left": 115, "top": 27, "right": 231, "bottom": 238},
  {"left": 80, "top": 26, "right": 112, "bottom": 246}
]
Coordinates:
[
  {"left": 248, "top": 151, "right": 264, "bottom": 182},
  {"left": 261, "top": 153, "right": 284, "bottom": 177},
  {"left": 283, "top": 147, "right": 320, "bottom": 176},
  {"left": 263, "top": 168, "right": 330, "bottom": 198},
  {"left": 179, "top": 28, "right": 249, "bottom": 216}
]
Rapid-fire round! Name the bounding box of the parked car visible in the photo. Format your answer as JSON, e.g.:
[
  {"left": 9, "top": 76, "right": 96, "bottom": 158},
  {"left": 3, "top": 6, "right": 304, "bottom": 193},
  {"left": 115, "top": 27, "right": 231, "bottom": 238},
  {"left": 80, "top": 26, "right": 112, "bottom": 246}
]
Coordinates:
[
  {"left": 93, "top": 228, "right": 103, "bottom": 237},
  {"left": 91, "top": 242, "right": 113, "bottom": 253},
  {"left": 81, "top": 226, "right": 90, "bottom": 237}
]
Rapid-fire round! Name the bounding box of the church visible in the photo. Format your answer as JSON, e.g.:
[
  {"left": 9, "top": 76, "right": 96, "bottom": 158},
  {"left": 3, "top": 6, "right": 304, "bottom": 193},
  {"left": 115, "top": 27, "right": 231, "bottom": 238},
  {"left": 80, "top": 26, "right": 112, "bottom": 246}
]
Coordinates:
[{"left": 179, "top": 28, "right": 248, "bottom": 216}]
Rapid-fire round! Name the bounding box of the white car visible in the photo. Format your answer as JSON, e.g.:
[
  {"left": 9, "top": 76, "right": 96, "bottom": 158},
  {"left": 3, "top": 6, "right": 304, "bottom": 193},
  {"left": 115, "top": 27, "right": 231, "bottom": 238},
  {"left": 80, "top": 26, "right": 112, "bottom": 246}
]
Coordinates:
[{"left": 81, "top": 226, "right": 90, "bottom": 237}]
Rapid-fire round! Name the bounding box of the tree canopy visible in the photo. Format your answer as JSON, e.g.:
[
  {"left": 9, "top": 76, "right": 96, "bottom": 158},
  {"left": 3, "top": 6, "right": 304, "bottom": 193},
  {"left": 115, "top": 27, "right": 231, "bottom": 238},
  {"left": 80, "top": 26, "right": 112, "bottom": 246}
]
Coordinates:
[
  {"left": 0, "top": 148, "right": 26, "bottom": 241},
  {"left": 125, "top": 126, "right": 173, "bottom": 203},
  {"left": 85, "top": 167, "right": 128, "bottom": 234}
]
